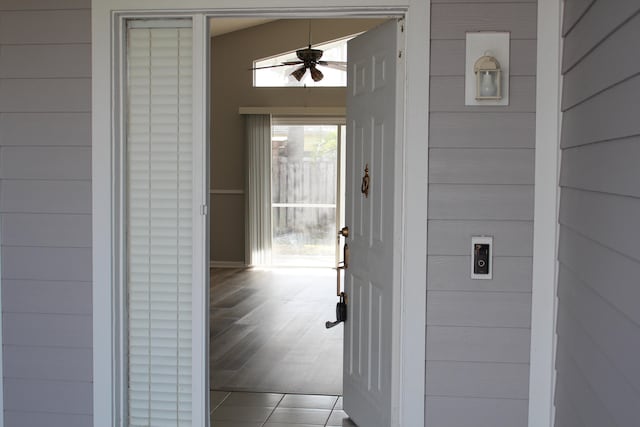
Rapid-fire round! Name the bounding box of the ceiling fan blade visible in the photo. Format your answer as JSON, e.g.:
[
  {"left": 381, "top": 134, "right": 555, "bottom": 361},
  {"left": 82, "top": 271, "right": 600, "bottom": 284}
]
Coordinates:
[
  {"left": 309, "top": 66, "right": 324, "bottom": 82},
  {"left": 282, "top": 61, "right": 304, "bottom": 66},
  {"left": 250, "top": 63, "right": 298, "bottom": 71},
  {"left": 290, "top": 66, "right": 307, "bottom": 81},
  {"left": 317, "top": 61, "right": 347, "bottom": 72}
]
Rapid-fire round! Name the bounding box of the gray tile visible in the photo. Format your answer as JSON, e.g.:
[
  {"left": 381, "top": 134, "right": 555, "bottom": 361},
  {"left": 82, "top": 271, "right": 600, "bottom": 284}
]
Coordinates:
[
  {"left": 267, "top": 408, "right": 331, "bottom": 425},
  {"left": 210, "top": 391, "right": 229, "bottom": 411},
  {"left": 222, "top": 391, "right": 283, "bottom": 408},
  {"left": 334, "top": 397, "right": 343, "bottom": 410},
  {"left": 211, "top": 406, "right": 273, "bottom": 423},
  {"left": 211, "top": 422, "right": 263, "bottom": 427},
  {"left": 264, "top": 424, "right": 324, "bottom": 427},
  {"left": 327, "top": 410, "right": 356, "bottom": 426},
  {"left": 279, "top": 394, "right": 338, "bottom": 409}
]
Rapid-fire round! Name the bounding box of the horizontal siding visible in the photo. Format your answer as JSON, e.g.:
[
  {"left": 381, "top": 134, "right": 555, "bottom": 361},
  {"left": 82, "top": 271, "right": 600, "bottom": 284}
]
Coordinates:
[
  {"left": 425, "top": 396, "right": 528, "bottom": 427},
  {"left": 562, "top": 12, "right": 640, "bottom": 109},
  {"left": 428, "top": 220, "right": 533, "bottom": 256},
  {"left": 430, "top": 112, "right": 536, "bottom": 148},
  {"left": 0, "top": 113, "right": 91, "bottom": 146},
  {"left": 428, "top": 184, "right": 534, "bottom": 220},
  {"left": 426, "top": 326, "right": 530, "bottom": 363},
  {"left": 0, "top": 10, "right": 91, "bottom": 44},
  {"left": 2, "top": 280, "right": 91, "bottom": 315},
  {"left": 560, "top": 136, "right": 640, "bottom": 198},
  {"left": 0, "top": 78, "right": 90, "bottom": 112},
  {"left": 429, "top": 149, "right": 534, "bottom": 184},
  {"left": 428, "top": 256, "right": 532, "bottom": 293},
  {"left": 430, "top": 39, "right": 536, "bottom": 77},
  {"left": 0, "top": 44, "right": 91, "bottom": 78},
  {"left": 0, "top": 146, "right": 91, "bottom": 180},
  {"left": 426, "top": 361, "right": 530, "bottom": 399},
  {"left": 561, "top": 75, "right": 640, "bottom": 148},
  {"left": 562, "top": 0, "right": 640, "bottom": 72},
  {"left": 431, "top": 3, "right": 537, "bottom": 39},
  {"left": 556, "top": 2, "right": 640, "bottom": 425},
  {"left": 562, "top": 0, "right": 595, "bottom": 35},
  {"left": 430, "top": 76, "right": 536, "bottom": 112},
  {"left": 426, "top": 2, "right": 536, "bottom": 426},
  {"left": 0, "top": 3, "right": 93, "bottom": 426}
]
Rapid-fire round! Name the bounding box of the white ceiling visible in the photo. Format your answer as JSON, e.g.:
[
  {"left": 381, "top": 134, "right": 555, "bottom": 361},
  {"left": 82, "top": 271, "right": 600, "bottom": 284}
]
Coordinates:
[{"left": 209, "top": 18, "right": 276, "bottom": 37}]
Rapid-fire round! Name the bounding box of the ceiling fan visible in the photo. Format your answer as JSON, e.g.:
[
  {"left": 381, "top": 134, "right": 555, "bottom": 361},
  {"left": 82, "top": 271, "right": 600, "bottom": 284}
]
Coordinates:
[{"left": 250, "top": 27, "right": 347, "bottom": 82}]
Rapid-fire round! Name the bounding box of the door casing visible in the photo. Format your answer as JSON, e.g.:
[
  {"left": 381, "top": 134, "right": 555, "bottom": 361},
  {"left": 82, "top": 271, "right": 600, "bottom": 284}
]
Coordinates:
[{"left": 92, "top": 2, "right": 430, "bottom": 426}]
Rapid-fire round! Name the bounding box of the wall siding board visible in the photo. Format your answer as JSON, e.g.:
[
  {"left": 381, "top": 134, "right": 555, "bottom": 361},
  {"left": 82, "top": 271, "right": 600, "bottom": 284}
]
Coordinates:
[
  {"left": 2, "top": 378, "right": 92, "bottom": 414},
  {"left": 425, "top": 361, "right": 530, "bottom": 399},
  {"left": 560, "top": 136, "right": 640, "bottom": 199},
  {"left": 555, "top": 307, "right": 640, "bottom": 426},
  {"left": 559, "top": 226, "right": 640, "bottom": 331},
  {"left": 1, "top": 246, "right": 91, "bottom": 282},
  {"left": 2, "top": 313, "right": 91, "bottom": 348},
  {"left": 428, "top": 184, "right": 534, "bottom": 220},
  {"left": 559, "top": 188, "right": 640, "bottom": 262},
  {"left": 1, "top": 213, "right": 92, "bottom": 248},
  {"left": 427, "top": 291, "right": 531, "bottom": 328},
  {"left": 429, "top": 112, "right": 536, "bottom": 149},
  {"left": 562, "top": 13, "right": 640, "bottom": 110},
  {"left": 430, "top": 76, "right": 536, "bottom": 112},
  {"left": 557, "top": 2, "right": 640, "bottom": 423},
  {"left": 2, "top": 280, "right": 91, "bottom": 315},
  {"left": 0, "top": 146, "right": 91, "bottom": 180},
  {"left": 558, "top": 267, "right": 640, "bottom": 391},
  {"left": 430, "top": 39, "right": 536, "bottom": 77},
  {"left": 426, "top": 326, "right": 531, "bottom": 363},
  {"left": 3, "top": 412, "right": 92, "bottom": 427},
  {"left": 428, "top": 256, "right": 533, "bottom": 293},
  {"left": 0, "top": 0, "right": 89, "bottom": 10},
  {"left": 0, "top": 44, "right": 91, "bottom": 78},
  {"left": 562, "top": 0, "right": 596, "bottom": 36},
  {"left": 0, "top": 9, "right": 91, "bottom": 44},
  {"left": 426, "top": 2, "right": 536, "bottom": 424},
  {"left": 560, "top": 74, "right": 640, "bottom": 148},
  {"left": 0, "top": 113, "right": 91, "bottom": 146},
  {"left": 3, "top": 346, "right": 92, "bottom": 382},
  {"left": 427, "top": 220, "right": 533, "bottom": 256},
  {"left": 0, "top": 4, "right": 92, "bottom": 424},
  {"left": 431, "top": 3, "right": 537, "bottom": 39},
  {"left": 562, "top": 0, "right": 640, "bottom": 72},
  {"left": 0, "top": 180, "right": 91, "bottom": 214},
  {"left": 429, "top": 148, "right": 534, "bottom": 185},
  {"left": 425, "top": 396, "right": 528, "bottom": 427},
  {"left": 0, "top": 78, "right": 90, "bottom": 112}
]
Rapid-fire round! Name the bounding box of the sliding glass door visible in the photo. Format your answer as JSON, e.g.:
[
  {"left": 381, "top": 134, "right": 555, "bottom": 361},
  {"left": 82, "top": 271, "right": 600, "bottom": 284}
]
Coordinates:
[{"left": 271, "top": 123, "right": 345, "bottom": 267}]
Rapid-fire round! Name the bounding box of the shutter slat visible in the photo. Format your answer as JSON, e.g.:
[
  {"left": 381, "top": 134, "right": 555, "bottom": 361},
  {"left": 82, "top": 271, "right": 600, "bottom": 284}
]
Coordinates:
[{"left": 126, "top": 25, "right": 193, "bottom": 426}]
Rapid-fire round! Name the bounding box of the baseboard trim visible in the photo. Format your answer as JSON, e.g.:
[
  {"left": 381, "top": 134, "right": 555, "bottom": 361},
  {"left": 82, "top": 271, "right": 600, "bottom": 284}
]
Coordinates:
[{"left": 210, "top": 261, "right": 246, "bottom": 268}]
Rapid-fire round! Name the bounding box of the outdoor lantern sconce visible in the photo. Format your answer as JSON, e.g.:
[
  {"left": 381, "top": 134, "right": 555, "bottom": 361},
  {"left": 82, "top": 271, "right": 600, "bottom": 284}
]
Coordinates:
[
  {"left": 474, "top": 54, "right": 501, "bottom": 100},
  {"left": 465, "top": 32, "right": 510, "bottom": 106}
]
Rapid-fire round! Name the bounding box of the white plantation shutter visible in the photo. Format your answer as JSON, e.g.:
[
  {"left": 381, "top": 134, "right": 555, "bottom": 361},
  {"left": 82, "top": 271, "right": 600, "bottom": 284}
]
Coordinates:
[{"left": 126, "top": 24, "right": 194, "bottom": 427}]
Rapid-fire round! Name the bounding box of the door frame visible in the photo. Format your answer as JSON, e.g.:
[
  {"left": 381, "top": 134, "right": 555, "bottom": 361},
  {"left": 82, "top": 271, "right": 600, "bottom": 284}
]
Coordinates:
[{"left": 92, "top": 1, "right": 430, "bottom": 426}]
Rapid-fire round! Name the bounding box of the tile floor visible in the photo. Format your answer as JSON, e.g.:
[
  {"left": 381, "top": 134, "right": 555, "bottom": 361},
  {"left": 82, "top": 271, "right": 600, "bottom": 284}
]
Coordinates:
[{"left": 210, "top": 391, "right": 357, "bottom": 427}]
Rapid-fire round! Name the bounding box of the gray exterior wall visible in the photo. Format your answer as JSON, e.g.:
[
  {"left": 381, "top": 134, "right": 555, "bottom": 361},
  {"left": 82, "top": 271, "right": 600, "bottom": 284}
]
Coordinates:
[
  {"left": 0, "top": 1, "right": 93, "bottom": 426},
  {"left": 554, "top": 1, "right": 640, "bottom": 426},
  {"left": 426, "top": 1, "right": 536, "bottom": 425}
]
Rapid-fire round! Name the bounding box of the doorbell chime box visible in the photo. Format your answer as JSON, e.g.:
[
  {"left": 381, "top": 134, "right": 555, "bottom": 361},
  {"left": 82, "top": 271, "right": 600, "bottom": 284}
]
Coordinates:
[{"left": 471, "top": 236, "right": 493, "bottom": 280}]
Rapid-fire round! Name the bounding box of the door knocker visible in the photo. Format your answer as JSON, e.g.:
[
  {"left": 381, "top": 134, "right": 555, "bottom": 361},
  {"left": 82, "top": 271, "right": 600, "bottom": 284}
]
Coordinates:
[{"left": 361, "top": 164, "right": 370, "bottom": 198}]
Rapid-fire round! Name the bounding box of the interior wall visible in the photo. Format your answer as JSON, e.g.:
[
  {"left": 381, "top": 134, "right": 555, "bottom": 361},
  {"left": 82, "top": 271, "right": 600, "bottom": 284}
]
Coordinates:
[
  {"left": 426, "top": 1, "right": 537, "bottom": 425},
  {"left": 209, "top": 18, "right": 384, "bottom": 264},
  {"left": 555, "top": 1, "right": 640, "bottom": 426},
  {"left": 0, "top": 1, "right": 93, "bottom": 426}
]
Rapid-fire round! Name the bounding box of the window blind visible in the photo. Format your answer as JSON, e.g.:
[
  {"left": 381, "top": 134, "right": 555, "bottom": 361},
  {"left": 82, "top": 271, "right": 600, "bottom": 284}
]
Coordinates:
[{"left": 126, "top": 25, "right": 193, "bottom": 427}]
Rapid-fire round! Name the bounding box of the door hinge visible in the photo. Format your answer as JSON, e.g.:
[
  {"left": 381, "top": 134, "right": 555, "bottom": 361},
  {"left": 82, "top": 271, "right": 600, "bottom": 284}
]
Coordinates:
[
  {"left": 200, "top": 204, "right": 208, "bottom": 216},
  {"left": 398, "top": 50, "right": 403, "bottom": 59}
]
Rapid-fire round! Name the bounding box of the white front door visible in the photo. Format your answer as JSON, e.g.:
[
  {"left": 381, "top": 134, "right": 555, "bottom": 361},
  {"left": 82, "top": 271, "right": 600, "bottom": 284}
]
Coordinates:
[{"left": 343, "top": 19, "right": 400, "bottom": 427}]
